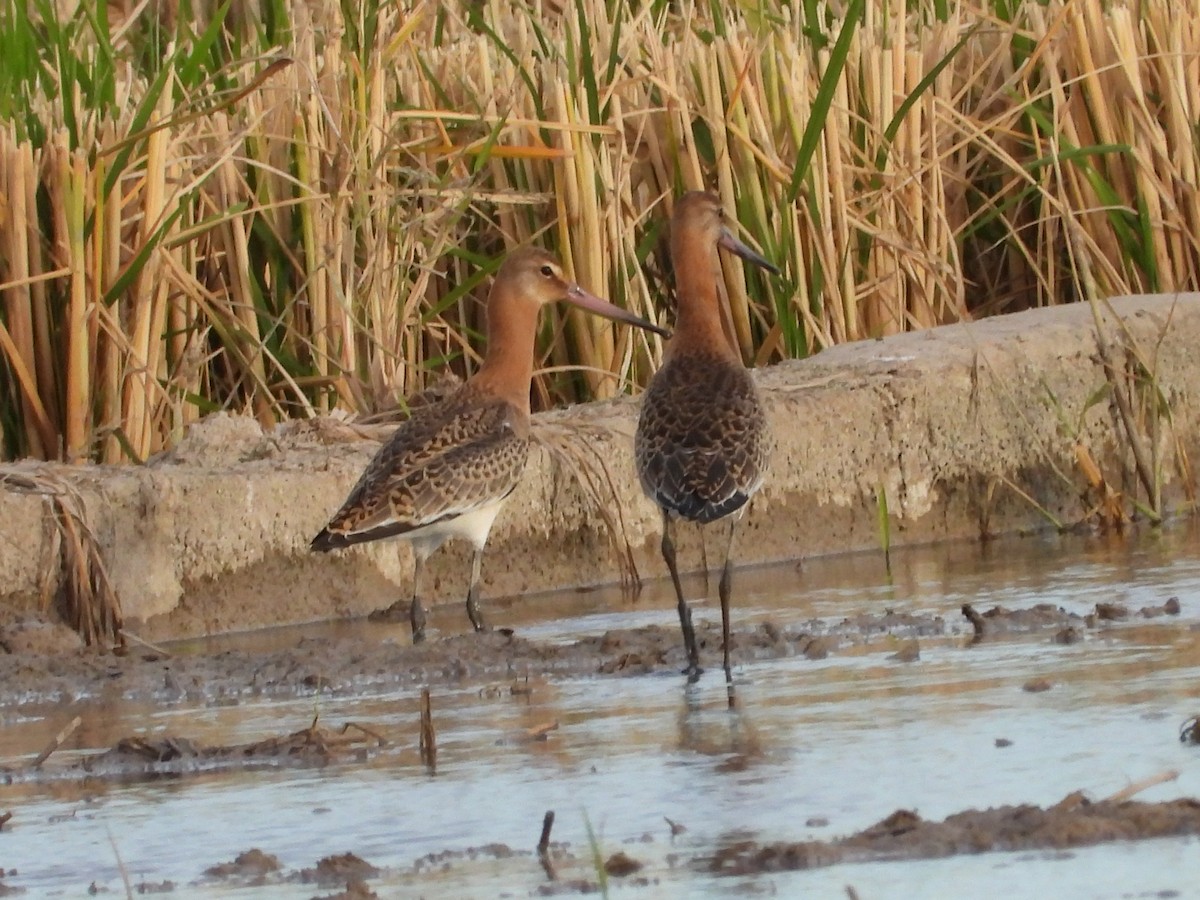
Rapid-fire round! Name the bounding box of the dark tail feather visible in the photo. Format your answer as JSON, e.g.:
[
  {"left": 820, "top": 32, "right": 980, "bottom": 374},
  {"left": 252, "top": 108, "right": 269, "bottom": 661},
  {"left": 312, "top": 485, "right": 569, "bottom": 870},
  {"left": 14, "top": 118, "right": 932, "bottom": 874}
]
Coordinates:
[{"left": 312, "top": 518, "right": 417, "bottom": 552}]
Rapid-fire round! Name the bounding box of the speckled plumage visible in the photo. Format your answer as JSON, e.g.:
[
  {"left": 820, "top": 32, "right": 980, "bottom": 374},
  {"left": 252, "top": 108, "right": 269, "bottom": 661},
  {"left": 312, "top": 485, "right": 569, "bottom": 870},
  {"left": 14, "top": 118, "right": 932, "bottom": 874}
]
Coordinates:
[
  {"left": 311, "top": 246, "right": 667, "bottom": 642},
  {"left": 311, "top": 387, "right": 529, "bottom": 550},
  {"left": 635, "top": 190, "right": 779, "bottom": 680},
  {"left": 635, "top": 352, "right": 769, "bottom": 525}
]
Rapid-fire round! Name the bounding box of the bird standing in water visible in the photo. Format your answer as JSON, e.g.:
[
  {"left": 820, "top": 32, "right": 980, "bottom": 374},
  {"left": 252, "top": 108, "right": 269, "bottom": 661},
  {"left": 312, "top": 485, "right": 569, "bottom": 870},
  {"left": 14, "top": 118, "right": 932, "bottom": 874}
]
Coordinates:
[
  {"left": 635, "top": 191, "right": 778, "bottom": 680},
  {"left": 313, "top": 247, "right": 668, "bottom": 643}
]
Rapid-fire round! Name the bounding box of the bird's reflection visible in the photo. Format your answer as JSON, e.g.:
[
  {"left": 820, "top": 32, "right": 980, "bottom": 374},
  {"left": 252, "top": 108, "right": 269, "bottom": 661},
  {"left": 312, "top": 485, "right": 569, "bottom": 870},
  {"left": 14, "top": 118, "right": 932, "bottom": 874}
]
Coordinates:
[{"left": 676, "top": 678, "right": 766, "bottom": 771}]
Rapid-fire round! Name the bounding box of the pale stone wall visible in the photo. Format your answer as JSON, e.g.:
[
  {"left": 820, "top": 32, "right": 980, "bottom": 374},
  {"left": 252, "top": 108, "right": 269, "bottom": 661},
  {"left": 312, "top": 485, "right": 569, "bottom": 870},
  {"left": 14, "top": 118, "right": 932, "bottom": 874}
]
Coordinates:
[{"left": 1, "top": 294, "right": 1196, "bottom": 640}]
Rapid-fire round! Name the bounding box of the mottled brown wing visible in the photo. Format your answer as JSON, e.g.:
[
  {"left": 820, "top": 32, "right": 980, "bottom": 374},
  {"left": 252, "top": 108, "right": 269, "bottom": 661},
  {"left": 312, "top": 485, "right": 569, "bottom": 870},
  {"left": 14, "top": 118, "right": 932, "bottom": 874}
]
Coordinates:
[
  {"left": 312, "top": 389, "right": 530, "bottom": 549},
  {"left": 635, "top": 354, "right": 770, "bottom": 524}
]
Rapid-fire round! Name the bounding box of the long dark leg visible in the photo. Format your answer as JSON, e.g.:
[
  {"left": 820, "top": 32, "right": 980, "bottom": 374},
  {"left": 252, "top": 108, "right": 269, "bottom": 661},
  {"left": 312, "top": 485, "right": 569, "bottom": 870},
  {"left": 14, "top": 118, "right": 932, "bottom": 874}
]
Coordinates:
[
  {"left": 719, "top": 517, "right": 738, "bottom": 681},
  {"left": 662, "top": 511, "right": 701, "bottom": 678},
  {"left": 466, "top": 546, "right": 488, "bottom": 633},
  {"left": 410, "top": 554, "right": 428, "bottom": 643}
]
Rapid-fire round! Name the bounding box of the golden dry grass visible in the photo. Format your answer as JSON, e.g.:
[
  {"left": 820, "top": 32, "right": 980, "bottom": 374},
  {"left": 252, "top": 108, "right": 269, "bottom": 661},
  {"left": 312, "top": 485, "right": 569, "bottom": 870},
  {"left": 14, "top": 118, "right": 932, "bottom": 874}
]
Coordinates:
[
  {"left": 0, "top": 467, "right": 123, "bottom": 645},
  {"left": 0, "top": 0, "right": 1197, "bottom": 463}
]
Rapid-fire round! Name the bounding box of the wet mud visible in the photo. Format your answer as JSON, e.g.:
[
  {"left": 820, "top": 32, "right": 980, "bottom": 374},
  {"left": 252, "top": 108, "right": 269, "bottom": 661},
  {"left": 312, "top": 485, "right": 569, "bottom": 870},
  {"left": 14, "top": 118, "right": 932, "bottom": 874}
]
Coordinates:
[
  {"left": 72, "top": 791, "right": 1200, "bottom": 897},
  {"left": 194, "top": 841, "right": 629, "bottom": 898},
  {"left": 0, "top": 613, "right": 910, "bottom": 711},
  {"left": 1, "top": 568, "right": 1196, "bottom": 897},
  {"left": 708, "top": 793, "right": 1200, "bottom": 875},
  {"left": 0, "top": 596, "right": 1181, "bottom": 714},
  {"left": 200, "top": 849, "right": 381, "bottom": 897}
]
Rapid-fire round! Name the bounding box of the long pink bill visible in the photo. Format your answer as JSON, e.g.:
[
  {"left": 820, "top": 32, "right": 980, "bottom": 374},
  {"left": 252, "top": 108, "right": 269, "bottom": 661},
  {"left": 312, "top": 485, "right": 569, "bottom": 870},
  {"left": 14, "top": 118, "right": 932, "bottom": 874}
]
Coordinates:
[{"left": 565, "top": 283, "right": 671, "bottom": 338}]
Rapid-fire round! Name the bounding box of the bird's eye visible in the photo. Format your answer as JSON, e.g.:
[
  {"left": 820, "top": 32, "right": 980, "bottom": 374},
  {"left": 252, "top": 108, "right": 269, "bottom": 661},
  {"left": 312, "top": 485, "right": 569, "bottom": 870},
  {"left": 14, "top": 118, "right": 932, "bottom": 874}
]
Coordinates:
[{"left": 539, "top": 265, "right": 554, "bottom": 277}]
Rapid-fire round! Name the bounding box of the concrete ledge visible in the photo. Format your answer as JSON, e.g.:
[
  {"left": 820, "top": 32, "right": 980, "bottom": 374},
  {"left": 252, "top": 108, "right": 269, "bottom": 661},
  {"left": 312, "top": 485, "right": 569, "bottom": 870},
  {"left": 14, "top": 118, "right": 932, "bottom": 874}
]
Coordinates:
[{"left": 1, "top": 294, "right": 1196, "bottom": 640}]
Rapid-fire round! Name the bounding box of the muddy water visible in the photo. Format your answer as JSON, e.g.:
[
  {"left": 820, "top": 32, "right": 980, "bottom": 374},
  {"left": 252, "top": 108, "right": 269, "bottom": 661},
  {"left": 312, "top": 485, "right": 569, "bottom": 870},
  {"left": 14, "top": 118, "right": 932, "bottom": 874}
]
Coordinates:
[{"left": 3, "top": 527, "right": 1200, "bottom": 897}]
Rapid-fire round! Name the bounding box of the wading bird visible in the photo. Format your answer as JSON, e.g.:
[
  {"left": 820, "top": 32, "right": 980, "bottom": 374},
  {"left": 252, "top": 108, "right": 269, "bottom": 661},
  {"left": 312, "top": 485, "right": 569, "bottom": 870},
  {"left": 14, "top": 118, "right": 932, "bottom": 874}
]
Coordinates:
[
  {"left": 635, "top": 191, "right": 779, "bottom": 680},
  {"left": 312, "top": 247, "right": 668, "bottom": 643}
]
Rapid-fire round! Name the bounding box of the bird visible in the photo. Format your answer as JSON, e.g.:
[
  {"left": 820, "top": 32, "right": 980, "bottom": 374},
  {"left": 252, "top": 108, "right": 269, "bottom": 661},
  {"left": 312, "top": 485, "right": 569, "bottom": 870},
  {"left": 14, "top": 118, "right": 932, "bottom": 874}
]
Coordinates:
[
  {"left": 312, "top": 247, "right": 669, "bottom": 643},
  {"left": 635, "top": 191, "right": 779, "bottom": 680}
]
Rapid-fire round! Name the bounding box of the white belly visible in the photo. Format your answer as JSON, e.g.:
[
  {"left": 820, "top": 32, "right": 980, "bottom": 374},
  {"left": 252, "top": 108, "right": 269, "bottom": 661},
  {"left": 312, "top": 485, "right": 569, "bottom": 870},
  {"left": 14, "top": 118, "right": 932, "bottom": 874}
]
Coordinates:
[{"left": 405, "top": 498, "right": 507, "bottom": 560}]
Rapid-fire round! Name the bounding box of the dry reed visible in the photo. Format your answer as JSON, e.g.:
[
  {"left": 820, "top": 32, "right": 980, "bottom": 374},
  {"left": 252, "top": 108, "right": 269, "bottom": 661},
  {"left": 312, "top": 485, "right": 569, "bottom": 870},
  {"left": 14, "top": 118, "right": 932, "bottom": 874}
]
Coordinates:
[
  {"left": 0, "top": 467, "right": 124, "bottom": 645},
  {"left": 0, "top": 0, "right": 1197, "bottom": 462}
]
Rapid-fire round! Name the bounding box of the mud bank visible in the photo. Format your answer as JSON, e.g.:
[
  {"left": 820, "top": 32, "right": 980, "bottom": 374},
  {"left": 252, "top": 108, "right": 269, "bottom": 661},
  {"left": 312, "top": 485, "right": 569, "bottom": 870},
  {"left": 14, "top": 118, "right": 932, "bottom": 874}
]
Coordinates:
[{"left": 1, "top": 293, "right": 1198, "bottom": 640}]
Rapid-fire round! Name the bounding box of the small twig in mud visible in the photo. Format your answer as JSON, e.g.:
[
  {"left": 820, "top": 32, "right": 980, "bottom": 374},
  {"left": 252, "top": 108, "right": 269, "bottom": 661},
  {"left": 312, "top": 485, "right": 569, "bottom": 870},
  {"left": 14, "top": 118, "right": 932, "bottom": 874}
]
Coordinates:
[
  {"left": 108, "top": 826, "right": 134, "bottom": 900},
  {"left": 524, "top": 721, "right": 559, "bottom": 742},
  {"left": 961, "top": 604, "right": 986, "bottom": 638},
  {"left": 0, "top": 812, "right": 12, "bottom": 830},
  {"left": 117, "top": 629, "right": 172, "bottom": 658},
  {"left": 419, "top": 689, "right": 436, "bottom": 772},
  {"left": 846, "top": 887, "right": 862, "bottom": 900},
  {"left": 340, "top": 722, "right": 388, "bottom": 747},
  {"left": 996, "top": 474, "right": 1065, "bottom": 531},
  {"left": 665, "top": 817, "right": 687, "bottom": 837},
  {"left": 538, "top": 810, "right": 556, "bottom": 880},
  {"left": 30, "top": 715, "right": 82, "bottom": 769},
  {"left": 1104, "top": 769, "right": 1180, "bottom": 803}
]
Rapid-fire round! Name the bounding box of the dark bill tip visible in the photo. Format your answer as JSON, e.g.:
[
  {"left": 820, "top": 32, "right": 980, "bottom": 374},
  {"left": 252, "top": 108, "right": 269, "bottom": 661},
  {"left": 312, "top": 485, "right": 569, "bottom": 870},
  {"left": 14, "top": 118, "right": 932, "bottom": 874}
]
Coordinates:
[
  {"left": 718, "top": 228, "right": 781, "bottom": 275},
  {"left": 565, "top": 284, "right": 671, "bottom": 338}
]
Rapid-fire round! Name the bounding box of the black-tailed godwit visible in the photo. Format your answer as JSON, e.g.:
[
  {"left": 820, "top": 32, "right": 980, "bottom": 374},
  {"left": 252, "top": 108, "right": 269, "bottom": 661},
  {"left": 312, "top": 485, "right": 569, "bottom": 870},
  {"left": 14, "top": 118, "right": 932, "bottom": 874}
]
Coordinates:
[
  {"left": 313, "top": 247, "right": 668, "bottom": 642},
  {"left": 635, "top": 191, "right": 779, "bottom": 679}
]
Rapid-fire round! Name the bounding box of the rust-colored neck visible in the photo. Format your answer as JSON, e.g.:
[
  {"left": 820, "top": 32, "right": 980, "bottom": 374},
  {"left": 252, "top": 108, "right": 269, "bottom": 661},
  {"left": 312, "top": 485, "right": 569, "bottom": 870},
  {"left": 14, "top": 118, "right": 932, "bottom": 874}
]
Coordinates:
[
  {"left": 669, "top": 227, "right": 740, "bottom": 362},
  {"left": 468, "top": 279, "right": 539, "bottom": 414}
]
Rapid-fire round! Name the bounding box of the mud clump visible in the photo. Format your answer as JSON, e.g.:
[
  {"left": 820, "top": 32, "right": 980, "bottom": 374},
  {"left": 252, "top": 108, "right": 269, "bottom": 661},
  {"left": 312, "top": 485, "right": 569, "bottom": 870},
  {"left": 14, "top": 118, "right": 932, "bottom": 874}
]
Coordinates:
[
  {"left": 963, "top": 597, "right": 1186, "bottom": 643},
  {"left": 961, "top": 603, "right": 1078, "bottom": 638},
  {"left": 604, "top": 851, "right": 644, "bottom": 877},
  {"left": 204, "top": 848, "right": 282, "bottom": 883},
  {"left": 708, "top": 794, "right": 1200, "bottom": 875},
  {"left": 412, "top": 844, "right": 519, "bottom": 874},
  {"left": 299, "top": 852, "right": 380, "bottom": 886}
]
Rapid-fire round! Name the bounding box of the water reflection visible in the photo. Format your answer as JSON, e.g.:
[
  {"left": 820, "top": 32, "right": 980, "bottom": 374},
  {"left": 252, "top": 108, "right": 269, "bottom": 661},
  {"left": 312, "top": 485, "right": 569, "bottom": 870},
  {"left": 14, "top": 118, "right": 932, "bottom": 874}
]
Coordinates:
[
  {"left": 2, "top": 525, "right": 1200, "bottom": 897},
  {"left": 676, "top": 682, "right": 764, "bottom": 771}
]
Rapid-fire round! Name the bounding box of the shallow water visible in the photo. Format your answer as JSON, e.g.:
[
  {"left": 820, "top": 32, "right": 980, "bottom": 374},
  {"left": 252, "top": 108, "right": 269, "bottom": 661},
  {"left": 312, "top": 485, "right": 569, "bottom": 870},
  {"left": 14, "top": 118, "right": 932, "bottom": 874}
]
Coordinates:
[{"left": 3, "top": 527, "right": 1200, "bottom": 897}]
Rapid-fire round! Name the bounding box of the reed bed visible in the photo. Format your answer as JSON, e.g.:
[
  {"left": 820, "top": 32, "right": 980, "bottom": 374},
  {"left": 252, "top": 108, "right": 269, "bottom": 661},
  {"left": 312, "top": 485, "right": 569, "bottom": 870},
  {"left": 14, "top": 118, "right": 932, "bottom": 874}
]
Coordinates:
[{"left": 1, "top": 0, "right": 1198, "bottom": 463}]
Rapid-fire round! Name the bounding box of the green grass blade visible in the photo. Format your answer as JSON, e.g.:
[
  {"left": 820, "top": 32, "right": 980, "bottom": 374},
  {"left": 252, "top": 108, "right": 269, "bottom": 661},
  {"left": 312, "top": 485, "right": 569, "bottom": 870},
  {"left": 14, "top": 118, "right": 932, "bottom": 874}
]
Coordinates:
[{"left": 786, "top": 0, "right": 864, "bottom": 204}]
